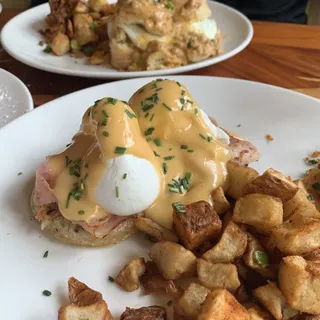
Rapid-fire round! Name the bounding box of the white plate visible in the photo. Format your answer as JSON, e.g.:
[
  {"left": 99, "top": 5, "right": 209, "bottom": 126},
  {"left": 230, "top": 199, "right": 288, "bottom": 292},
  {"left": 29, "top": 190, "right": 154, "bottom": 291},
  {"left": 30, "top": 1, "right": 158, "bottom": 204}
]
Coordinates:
[
  {"left": 0, "top": 2, "right": 253, "bottom": 79},
  {"left": 0, "top": 76, "right": 319, "bottom": 319},
  {"left": 0, "top": 68, "right": 33, "bottom": 128}
]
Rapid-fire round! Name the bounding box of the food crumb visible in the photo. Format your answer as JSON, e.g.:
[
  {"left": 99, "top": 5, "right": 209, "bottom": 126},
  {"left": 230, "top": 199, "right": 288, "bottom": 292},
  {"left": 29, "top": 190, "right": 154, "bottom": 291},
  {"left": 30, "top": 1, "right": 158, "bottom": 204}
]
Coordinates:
[
  {"left": 43, "top": 250, "right": 49, "bottom": 258},
  {"left": 38, "top": 40, "right": 44, "bottom": 46},
  {"left": 108, "top": 276, "right": 115, "bottom": 283},
  {"left": 311, "top": 151, "right": 320, "bottom": 158},
  {"left": 265, "top": 134, "right": 274, "bottom": 142},
  {"left": 17, "top": 172, "right": 22, "bottom": 176}
]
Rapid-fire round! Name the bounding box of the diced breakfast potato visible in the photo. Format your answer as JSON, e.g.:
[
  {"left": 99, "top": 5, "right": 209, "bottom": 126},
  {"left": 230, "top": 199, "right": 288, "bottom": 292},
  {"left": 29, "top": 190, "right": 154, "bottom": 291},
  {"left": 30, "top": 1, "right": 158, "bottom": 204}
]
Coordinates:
[
  {"left": 303, "top": 248, "right": 320, "bottom": 262},
  {"left": 270, "top": 214, "right": 320, "bottom": 255},
  {"left": 74, "top": 1, "right": 89, "bottom": 13},
  {"left": 120, "top": 306, "right": 166, "bottom": 320},
  {"left": 211, "top": 187, "right": 231, "bottom": 214},
  {"left": 51, "top": 32, "right": 71, "bottom": 56},
  {"left": 253, "top": 282, "right": 298, "bottom": 320},
  {"left": 149, "top": 241, "right": 197, "bottom": 280},
  {"left": 278, "top": 256, "right": 320, "bottom": 315},
  {"left": 176, "top": 283, "right": 210, "bottom": 319},
  {"left": 243, "top": 233, "right": 275, "bottom": 279},
  {"left": 88, "top": 0, "right": 107, "bottom": 12},
  {"left": 172, "top": 201, "right": 221, "bottom": 251},
  {"left": 73, "top": 13, "right": 99, "bottom": 46},
  {"left": 202, "top": 220, "right": 247, "bottom": 263},
  {"left": 115, "top": 257, "right": 146, "bottom": 292},
  {"left": 233, "top": 194, "right": 283, "bottom": 233},
  {"left": 58, "top": 277, "right": 113, "bottom": 320},
  {"left": 198, "top": 289, "right": 250, "bottom": 320},
  {"left": 197, "top": 259, "right": 240, "bottom": 292},
  {"left": 303, "top": 168, "right": 320, "bottom": 210},
  {"left": 247, "top": 304, "right": 273, "bottom": 320},
  {"left": 245, "top": 168, "right": 298, "bottom": 203},
  {"left": 226, "top": 162, "right": 259, "bottom": 200},
  {"left": 90, "top": 51, "right": 106, "bottom": 65},
  {"left": 135, "top": 217, "right": 178, "bottom": 243}
]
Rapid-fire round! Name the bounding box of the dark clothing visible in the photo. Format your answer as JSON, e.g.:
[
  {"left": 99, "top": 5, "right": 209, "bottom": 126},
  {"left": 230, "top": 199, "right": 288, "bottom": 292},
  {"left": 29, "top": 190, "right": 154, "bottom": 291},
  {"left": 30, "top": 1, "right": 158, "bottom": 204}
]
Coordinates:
[{"left": 31, "top": 0, "right": 309, "bottom": 24}]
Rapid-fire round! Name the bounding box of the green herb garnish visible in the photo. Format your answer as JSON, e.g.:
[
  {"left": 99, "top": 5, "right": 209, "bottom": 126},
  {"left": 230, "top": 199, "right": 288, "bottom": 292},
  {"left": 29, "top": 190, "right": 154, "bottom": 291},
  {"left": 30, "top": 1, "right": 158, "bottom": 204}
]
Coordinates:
[
  {"left": 101, "top": 118, "right": 107, "bottom": 126},
  {"left": 43, "top": 251, "right": 49, "bottom": 258},
  {"left": 307, "top": 194, "right": 314, "bottom": 200},
  {"left": 42, "top": 290, "right": 52, "bottom": 296},
  {"left": 187, "top": 149, "right": 194, "bottom": 153},
  {"left": 312, "top": 182, "right": 320, "bottom": 190},
  {"left": 142, "top": 103, "right": 155, "bottom": 112},
  {"left": 181, "top": 145, "right": 188, "bottom": 149},
  {"left": 167, "top": 300, "right": 173, "bottom": 306},
  {"left": 153, "top": 151, "right": 160, "bottom": 157},
  {"left": 154, "top": 138, "right": 161, "bottom": 147},
  {"left": 106, "top": 98, "right": 117, "bottom": 105},
  {"left": 66, "top": 143, "right": 72, "bottom": 147},
  {"left": 89, "top": 21, "right": 97, "bottom": 30},
  {"left": 145, "top": 127, "right": 155, "bottom": 136},
  {"left": 207, "top": 136, "right": 214, "bottom": 142},
  {"left": 115, "top": 147, "right": 127, "bottom": 154},
  {"left": 164, "top": 156, "right": 175, "bottom": 161},
  {"left": 83, "top": 46, "right": 94, "bottom": 56},
  {"left": 18, "top": 172, "right": 23, "bottom": 176},
  {"left": 199, "top": 133, "right": 206, "bottom": 140},
  {"left": 163, "top": 103, "right": 172, "bottom": 111},
  {"left": 308, "top": 159, "right": 318, "bottom": 165},
  {"left": 162, "top": 163, "right": 168, "bottom": 174},
  {"left": 166, "top": 1, "right": 174, "bottom": 9},
  {"left": 139, "top": 89, "right": 144, "bottom": 94},
  {"left": 187, "top": 41, "right": 192, "bottom": 48},
  {"left": 102, "top": 109, "right": 109, "bottom": 117},
  {"left": 176, "top": 81, "right": 181, "bottom": 87},
  {"left": 43, "top": 45, "right": 52, "bottom": 53},
  {"left": 108, "top": 276, "right": 115, "bottom": 283},
  {"left": 116, "top": 186, "right": 119, "bottom": 198},
  {"left": 172, "top": 202, "right": 186, "bottom": 214},
  {"left": 254, "top": 251, "right": 270, "bottom": 267},
  {"left": 125, "top": 109, "right": 136, "bottom": 119},
  {"left": 150, "top": 114, "right": 155, "bottom": 122},
  {"left": 123, "top": 173, "right": 127, "bottom": 179},
  {"left": 78, "top": 210, "right": 85, "bottom": 215},
  {"left": 194, "top": 108, "right": 199, "bottom": 115}
]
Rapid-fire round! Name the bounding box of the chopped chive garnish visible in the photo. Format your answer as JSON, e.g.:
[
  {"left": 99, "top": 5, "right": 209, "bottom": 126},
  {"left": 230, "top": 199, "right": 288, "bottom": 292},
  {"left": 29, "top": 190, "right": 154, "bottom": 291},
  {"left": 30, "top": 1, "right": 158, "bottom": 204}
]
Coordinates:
[
  {"left": 169, "top": 187, "right": 179, "bottom": 193},
  {"left": 164, "top": 155, "right": 175, "bottom": 161},
  {"left": 154, "top": 138, "right": 161, "bottom": 146},
  {"left": 145, "top": 112, "right": 149, "bottom": 118},
  {"left": 169, "top": 148, "right": 172, "bottom": 151},
  {"left": 43, "top": 45, "right": 52, "bottom": 53},
  {"left": 188, "top": 149, "right": 194, "bottom": 153},
  {"left": 166, "top": 1, "right": 174, "bottom": 9},
  {"left": 43, "top": 250, "right": 49, "bottom": 258},
  {"left": 101, "top": 118, "right": 107, "bottom": 126},
  {"left": 312, "top": 182, "right": 320, "bottom": 190},
  {"left": 42, "top": 290, "right": 52, "bottom": 296},
  {"left": 156, "top": 88, "right": 163, "bottom": 92},
  {"left": 123, "top": 173, "right": 127, "bottom": 179},
  {"left": 181, "top": 90, "right": 185, "bottom": 96},
  {"left": 108, "top": 276, "right": 115, "bottom": 283},
  {"left": 116, "top": 186, "right": 119, "bottom": 198},
  {"left": 207, "top": 136, "right": 214, "bottom": 142},
  {"left": 172, "top": 202, "right": 186, "bottom": 214},
  {"left": 145, "top": 127, "right": 155, "bottom": 136},
  {"left": 78, "top": 210, "right": 85, "bottom": 215},
  {"left": 150, "top": 114, "right": 155, "bottom": 121},
  {"left": 194, "top": 108, "right": 199, "bottom": 115},
  {"left": 187, "top": 40, "right": 192, "bottom": 48},
  {"left": 199, "top": 133, "right": 206, "bottom": 140},
  {"left": 254, "top": 251, "right": 270, "bottom": 267},
  {"left": 153, "top": 150, "right": 160, "bottom": 157},
  {"left": 122, "top": 100, "right": 129, "bottom": 105},
  {"left": 106, "top": 98, "right": 117, "bottom": 105},
  {"left": 180, "top": 98, "right": 185, "bottom": 105},
  {"left": 163, "top": 103, "right": 172, "bottom": 111},
  {"left": 146, "top": 137, "right": 152, "bottom": 142},
  {"left": 142, "top": 103, "right": 155, "bottom": 112},
  {"left": 237, "top": 124, "right": 241, "bottom": 127},
  {"left": 167, "top": 300, "right": 173, "bottom": 306},
  {"left": 308, "top": 159, "right": 318, "bottom": 165},
  {"left": 176, "top": 81, "right": 181, "bottom": 87},
  {"left": 66, "top": 143, "right": 72, "bottom": 147},
  {"left": 83, "top": 46, "right": 94, "bottom": 56},
  {"left": 162, "top": 163, "right": 168, "bottom": 174},
  {"left": 103, "top": 131, "right": 109, "bottom": 137},
  {"left": 102, "top": 109, "right": 108, "bottom": 117},
  {"left": 17, "top": 172, "right": 23, "bottom": 176},
  {"left": 66, "top": 193, "right": 72, "bottom": 208},
  {"left": 156, "top": 78, "right": 163, "bottom": 82},
  {"left": 125, "top": 109, "right": 136, "bottom": 119},
  {"left": 307, "top": 194, "right": 314, "bottom": 200},
  {"left": 152, "top": 83, "right": 157, "bottom": 89},
  {"left": 187, "top": 99, "right": 194, "bottom": 104},
  {"left": 89, "top": 21, "right": 97, "bottom": 30},
  {"left": 139, "top": 89, "right": 144, "bottom": 94},
  {"left": 181, "top": 145, "right": 188, "bottom": 149},
  {"left": 115, "top": 147, "right": 127, "bottom": 154}
]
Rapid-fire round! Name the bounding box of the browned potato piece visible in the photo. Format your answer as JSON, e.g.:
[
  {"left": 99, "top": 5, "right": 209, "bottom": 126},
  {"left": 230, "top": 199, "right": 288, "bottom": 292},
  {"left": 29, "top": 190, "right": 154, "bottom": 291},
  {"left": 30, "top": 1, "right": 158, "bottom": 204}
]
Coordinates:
[
  {"left": 211, "top": 187, "right": 231, "bottom": 215},
  {"left": 202, "top": 220, "right": 247, "bottom": 263},
  {"left": 284, "top": 189, "right": 320, "bottom": 220},
  {"left": 73, "top": 13, "right": 99, "bottom": 46},
  {"left": 51, "top": 32, "right": 70, "bottom": 56},
  {"left": 303, "top": 248, "right": 320, "bottom": 262},
  {"left": 135, "top": 217, "right": 178, "bottom": 243},
  {"left": 198, "top": 288, "right": 250, "bottom": 320},
  {"left": 58, "top": 277, "right": 113, "bottom": 320},
  {"left": 243, "top": 233, "right": 275, "bottom": 279},
  {"left": 233, "top": 194, "right": 283, "bottom": 233},
  {"left": 303, "top": 168, "right": 320, "bottom": 210},
  {"left": 279, "top": 256, "right": 320, "bottom": 315},
  {"left": 226, "top": 162, "right": 259, "bottom": 200},
  {"left": 149, "top": 241, "right": 197, "bottom": 280},
  {"left": 176, "top": 283, "right": 210, "bottom": 319},
  {"left": 254, "top": 282, "right": 298, "bottom": 320},
  {"left": 270, "top": 214, "right": 320, "bottom": 255},
  {"left": 120, "top": 306, "right": 166, "bottom": 320},
  {"left": 115, "top": 258, "right": 146, "bottom": 292},
  {"left": 247, "top": 305, "right": 273, "bottom": 320},
  {"left": 197, "top": 259, "right": 240, "bottom": 292},
  {"left": 90, "top": 51, "right": 107, "bottom": 65},
  {"left": 88, "top": 0, "right": 107, "bottom": 12},
  {"left": 172, "top": 201, "right": 221, "bottom": 251},
  {"left": 245, "top": 168, "right": 298, "bottom": 203}
]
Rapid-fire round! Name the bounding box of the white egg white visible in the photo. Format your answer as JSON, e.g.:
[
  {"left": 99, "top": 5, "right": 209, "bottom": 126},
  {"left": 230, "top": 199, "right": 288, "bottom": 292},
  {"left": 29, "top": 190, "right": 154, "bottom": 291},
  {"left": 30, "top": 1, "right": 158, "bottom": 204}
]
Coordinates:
[{"left": 95, "top": 154, "right": 160, "bottom": 216}]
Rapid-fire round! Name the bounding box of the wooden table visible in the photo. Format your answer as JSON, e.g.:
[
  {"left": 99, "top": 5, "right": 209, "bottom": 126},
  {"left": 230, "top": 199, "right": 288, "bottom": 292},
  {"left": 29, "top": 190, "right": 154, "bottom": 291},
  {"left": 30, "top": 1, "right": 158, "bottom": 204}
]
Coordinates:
[{"left": 1, "top": 9, "right": 320, "bottom": 107}]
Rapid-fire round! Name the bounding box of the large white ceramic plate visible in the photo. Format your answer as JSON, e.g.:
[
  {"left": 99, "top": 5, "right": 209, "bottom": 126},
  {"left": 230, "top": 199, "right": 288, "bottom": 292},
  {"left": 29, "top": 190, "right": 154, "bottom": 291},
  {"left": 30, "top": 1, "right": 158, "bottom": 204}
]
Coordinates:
[
  {"left": 0, "top": 1, "right": 253, "bottom": 79},
  {"left": 0, "top": 76, "right": 319, "bottom": 319}
]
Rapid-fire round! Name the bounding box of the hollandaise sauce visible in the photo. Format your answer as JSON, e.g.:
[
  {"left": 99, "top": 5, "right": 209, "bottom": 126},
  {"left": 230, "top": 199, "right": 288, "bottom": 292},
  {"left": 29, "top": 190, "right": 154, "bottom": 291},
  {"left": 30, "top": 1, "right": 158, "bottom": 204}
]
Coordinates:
[{"left": 48, "top": 80, "right": 232, "bottom": 230}]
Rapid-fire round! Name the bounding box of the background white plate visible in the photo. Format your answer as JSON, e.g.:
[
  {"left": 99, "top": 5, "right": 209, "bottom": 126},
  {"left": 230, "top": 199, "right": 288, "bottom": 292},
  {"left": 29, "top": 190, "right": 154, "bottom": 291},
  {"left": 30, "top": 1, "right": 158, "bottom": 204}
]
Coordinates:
[
  {"left": 0, "top": 76, "right": 319, "bottom": 320},
  {"left": 1, "top": 2, "right": 253, "bottom": 79},
  {"left": 0, "top": 68, "right": 33, "bottom": 128}
]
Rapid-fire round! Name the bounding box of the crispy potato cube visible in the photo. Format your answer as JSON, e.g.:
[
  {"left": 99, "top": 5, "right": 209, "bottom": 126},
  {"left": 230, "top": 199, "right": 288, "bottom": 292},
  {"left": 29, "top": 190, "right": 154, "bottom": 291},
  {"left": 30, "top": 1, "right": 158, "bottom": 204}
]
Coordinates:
[
  {"left": 51, "top": 32, "right": 70, "bottom": 56},
  {"left": 279, "top": 256, "right": 320, "bottom": 315},
  {"left": 149, "top": 241, "right": 197, "bottom": 280},
  {"left": 58, "top": 277, "right": 113, "bottom": 320},
  {"left": 73, "top": 13, "right": 99, "bottom": 46},
  {"left": 245, "top": 168, "right": 298, "bottom": 203},
  {"left": 173, "top": 201, "right": 221, "bottom": 251},
  {"left": 211, "top": 187, "right": 231, "bottom": 215},
  {"left": 197, "top": 259, "right": 240, "bottom": 292},
  {"left": 176, "top": 283, "right": 210, "bottom": 319},
  {"left": 226, "top": 162, "right": 259, "bottom": 200},
  {"left": 243, "top": 233, "right": 275, "bottom": 279},
  {"left": 303, "top": 168, "right": 320, "bottom": 210},
  {"left": 198, "top": 289, "right": 250, "bottom": 320},
  {"left": 115, "top": 257, "right": 146, "bottom": 292},
  {"left": 247, "top": 305, "right": 273, "bottom": 320},
  {"left": 202, "top": 220, "right": 247, "bottom": 263},
  {"left": 135, "top": 217, "right": 178, "bottom": 243},
  {"left": 233, "top": 194, "right": 283, "bottom": 234},
  {"left": 270, "top": 214, "right": 320, "bottom": 255},
  {"left": 254, "top": 282, "right": 298, "bottom": 320},
  {"left": 120, "top": 306, "right": 166, "bottom": 320},
  {"left": 303, "top": 248, "right": 320, "bottom": 262}
]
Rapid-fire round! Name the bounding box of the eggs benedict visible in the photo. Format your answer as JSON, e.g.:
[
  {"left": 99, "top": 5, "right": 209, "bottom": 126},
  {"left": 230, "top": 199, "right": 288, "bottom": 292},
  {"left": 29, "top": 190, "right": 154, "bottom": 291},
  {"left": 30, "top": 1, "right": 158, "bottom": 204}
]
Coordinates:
[{"left": 31, "top": 79, "right": 260, "bottom": 246}]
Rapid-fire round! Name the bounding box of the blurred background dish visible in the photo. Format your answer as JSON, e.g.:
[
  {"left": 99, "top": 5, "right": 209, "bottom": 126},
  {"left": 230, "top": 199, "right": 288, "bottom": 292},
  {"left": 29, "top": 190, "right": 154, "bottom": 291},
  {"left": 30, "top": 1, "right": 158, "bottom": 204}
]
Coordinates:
[{"left": 0, "top": 68, "right": 33, "bottom": 128}]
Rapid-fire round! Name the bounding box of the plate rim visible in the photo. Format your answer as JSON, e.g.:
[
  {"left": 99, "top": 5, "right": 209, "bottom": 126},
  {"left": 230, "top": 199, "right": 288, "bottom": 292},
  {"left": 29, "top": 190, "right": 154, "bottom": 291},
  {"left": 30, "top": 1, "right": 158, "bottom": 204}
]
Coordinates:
[
  {"left": 0, "top": 2, "right": 254, "bottom": 79},
  {"left": 0, "top": 75, "right": 319, "bottom": 137}
]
